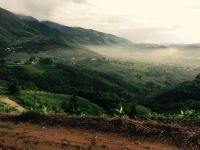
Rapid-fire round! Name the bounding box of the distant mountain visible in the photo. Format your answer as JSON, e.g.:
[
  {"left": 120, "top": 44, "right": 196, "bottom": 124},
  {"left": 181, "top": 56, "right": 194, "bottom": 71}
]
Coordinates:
[
  {"left": 42, "top": 21, "right": 133, "bottom": 47},
  {"left": 167, "top": 43, "right": 200, "bottom": 50},
  {"left": 17, "top": 15, "right": 38, "bottom": 22},
  {"left": 0, "top": 7, "right": 133, "bottom": 51},
  {"left": 147, "top": 75, "right": 200, "bottom": 113},
  {"left": 0, "top": 8, "right": 47, "bottom": 50},
  {"left": 132, "top": 43, "right": 167, "bottom": 49}
]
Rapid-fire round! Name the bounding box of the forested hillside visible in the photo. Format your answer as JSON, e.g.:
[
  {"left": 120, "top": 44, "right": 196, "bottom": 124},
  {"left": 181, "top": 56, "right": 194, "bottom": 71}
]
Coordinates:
[{"left": 146, "top": 74, "right": 200, "bottom": 113}]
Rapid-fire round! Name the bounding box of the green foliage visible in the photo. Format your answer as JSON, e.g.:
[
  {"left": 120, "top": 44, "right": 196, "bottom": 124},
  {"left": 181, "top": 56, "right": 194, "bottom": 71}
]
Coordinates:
[
  {"left": 7, "top": 82, "right": 19, "bottom": 95},
  {"left": 0, "top": 58, "right": 6, "bottom": 66},
  {"left": 115, "top": 104, "right": 125, "bottom": 117},
  {"left": 137, "top": 110, "right": 200, "bottom": 122},
  {"left": 39, "top": 57, "right": 53, "bottom": 65},
  {"left": 18, "top": 91, "right": 105, "bottom": 116},
  {"left": 148, "top": 74, "right": 200, "bottom": 113},
  {"left": 20, "top": 110, "right": 41, "bottom": 119},
  {"left": 36, "top": 64, "right": 141, "bottom": 113},
  {"left": 167, "top": 110, "right": 200, "bottom": 122},
  {"left": 136, "top": 105, "right": 151, "bottom": 117},
  {"left": 41, "top": 105, "right": 48, "bottom": 114},
  {"left": 0, "top": 102, "right": 17, "bottom": 113},
  {"left": 115, "top": 103, "right": 151, "bottom": 119},
  {"left": 0, "top": 80, "right": 8, "bottom": 95},
  {"left": 124, "top": 102, "right": 137, "bottom": 118},
  {"left": 0, "top": 61, "right": 197, "bottom": 118},
  {"left": 62, "top": 94, "right": 79, "bottom": 114}
]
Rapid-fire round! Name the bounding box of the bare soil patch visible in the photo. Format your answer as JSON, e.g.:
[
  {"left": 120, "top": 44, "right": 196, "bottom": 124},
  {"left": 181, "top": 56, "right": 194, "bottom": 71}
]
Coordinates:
[{"left": 0, "top": 114, "right": 199, "bottom": 150}]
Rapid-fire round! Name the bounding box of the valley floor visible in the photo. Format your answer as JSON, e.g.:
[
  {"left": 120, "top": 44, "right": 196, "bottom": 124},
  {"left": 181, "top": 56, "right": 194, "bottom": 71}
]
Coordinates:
[{"left": 0, "top": 120, "right": 181, "bottom": 150}]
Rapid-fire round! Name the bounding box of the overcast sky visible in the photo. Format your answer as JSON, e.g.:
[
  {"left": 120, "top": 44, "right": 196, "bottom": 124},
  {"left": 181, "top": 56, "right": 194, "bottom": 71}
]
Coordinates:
[{"left": 1, "top": 0, "right": 200, "bottom": 43}]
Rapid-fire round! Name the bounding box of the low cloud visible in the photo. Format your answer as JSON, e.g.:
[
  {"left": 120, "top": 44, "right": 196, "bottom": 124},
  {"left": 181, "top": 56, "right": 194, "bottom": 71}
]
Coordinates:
[
  {"left": 1, "top": 0, "right": 200, "bottom": 43},
  {"left": 119, "top": 26, "right": 180, "bottom": 43},
  {"left": 0, "top": 0, "right": 89, "bottom": 19},
  {"left": 73, "top": 0, "right": 88, "bottom": 4}
]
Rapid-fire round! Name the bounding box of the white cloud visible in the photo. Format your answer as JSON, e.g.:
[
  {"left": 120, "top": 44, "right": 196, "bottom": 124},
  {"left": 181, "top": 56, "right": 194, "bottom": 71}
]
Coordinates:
[{"left": 1, "top": 0, "right": 200, "bottom": 43}]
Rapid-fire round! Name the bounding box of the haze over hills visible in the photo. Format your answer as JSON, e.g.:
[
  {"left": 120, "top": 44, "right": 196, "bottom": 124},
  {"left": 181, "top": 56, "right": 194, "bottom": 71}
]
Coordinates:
[
  {"left": 0, "top": 6, "right": 200, "bottom": 116},
  {"left": 1, "top": 1, "right": 200, "bottom": 149},
  {"left": 2, "top": 7, "right": 200, "bottom": 53}
]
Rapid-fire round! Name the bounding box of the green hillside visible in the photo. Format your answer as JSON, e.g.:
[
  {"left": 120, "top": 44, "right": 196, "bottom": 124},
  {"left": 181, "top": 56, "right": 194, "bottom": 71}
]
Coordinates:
[
  {"left": 42, "top": 21, "right": 133, "bottom": 46},
  {"left": 0, "top": 64, "right": 142, "bottom": 113},
  {"left": 18, "top": 90, "right": 105, "bottom": 116},
  {"left": 0, "top": 7, "right": 133, "bottom": 53},
  {"left": 1, "top": 7, "right": 200, "bottom": 119},
  {"left": 146, "top": 74, "right": 200, "bottom": 113},
  {"left": 0, "top": 8, "right": 47, "bottom": 50}
]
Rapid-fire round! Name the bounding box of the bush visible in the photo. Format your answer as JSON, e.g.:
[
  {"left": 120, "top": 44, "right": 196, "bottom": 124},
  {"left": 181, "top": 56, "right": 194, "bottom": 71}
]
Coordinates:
[
  {"left": 20, "top": 110, "right": 40, "bottom": 120},
  {"left": 7, "top": 82, "right": 19, "bottom": 95},
  {"left": 124, "top": 102, "right": 137, "bottom": 118},
  {"left": 136, "top": 105, "right": 151, "bottom": 117},
  {"left": 39, "top": 57, "right": 53, "bottom": 65},
  {"left": 62, "top": 94, "right": 79, "bottom": 114}
]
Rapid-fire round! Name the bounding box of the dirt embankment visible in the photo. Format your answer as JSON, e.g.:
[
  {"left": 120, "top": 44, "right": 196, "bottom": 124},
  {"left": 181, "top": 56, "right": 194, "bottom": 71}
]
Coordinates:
[{"left": 0, "top": 114, "right": 199, "bottom": 150}]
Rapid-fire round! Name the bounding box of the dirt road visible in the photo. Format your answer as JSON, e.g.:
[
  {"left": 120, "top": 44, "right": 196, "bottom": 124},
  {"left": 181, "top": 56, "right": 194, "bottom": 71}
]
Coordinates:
[
  {"left": 0, "top": 121, "right": 183, "bottom": 150},
  {"left": 0, "top": 96, "right": 25, "bottom": 112}
]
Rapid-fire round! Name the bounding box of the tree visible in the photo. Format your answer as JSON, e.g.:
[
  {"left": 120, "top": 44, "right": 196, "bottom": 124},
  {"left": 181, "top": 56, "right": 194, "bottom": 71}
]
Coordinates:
[
  {"left": 70, "top": 94, "right": 78, "bottom": 114},
  {"left": 7, "top": 82, "right": 19, "bottom": 95},
  {"left": 62, "top": 94, "right": 79, "bottom": 114},
  {"left": 28, "top": 56, "right": 37, "bottom": 64},
  {"left": 0, "top": 58, "right": 6, "bottom": 67},
  {"left": 195, "top": 74, "right": 200, "bottom": 80},
  {"left": 39, "top": 57, "right": 53, "bottom": 65}
]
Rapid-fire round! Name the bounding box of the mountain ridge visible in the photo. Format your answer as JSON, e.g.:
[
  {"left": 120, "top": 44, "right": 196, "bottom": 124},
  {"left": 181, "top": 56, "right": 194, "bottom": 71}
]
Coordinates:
[{"left": 0, "top": 7, "right": 133, "bottom": 52}]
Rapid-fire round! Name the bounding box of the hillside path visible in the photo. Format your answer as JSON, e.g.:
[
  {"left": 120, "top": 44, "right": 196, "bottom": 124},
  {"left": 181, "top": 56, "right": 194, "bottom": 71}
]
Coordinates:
[{"left": 0, "top": 96, "right": 25, "bottom": 112}]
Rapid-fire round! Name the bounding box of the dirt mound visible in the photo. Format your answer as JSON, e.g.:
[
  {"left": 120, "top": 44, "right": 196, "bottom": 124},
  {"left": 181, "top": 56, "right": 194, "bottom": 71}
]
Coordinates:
[{"left": 1, "top": 114, "right": 199, "bottom": 149}]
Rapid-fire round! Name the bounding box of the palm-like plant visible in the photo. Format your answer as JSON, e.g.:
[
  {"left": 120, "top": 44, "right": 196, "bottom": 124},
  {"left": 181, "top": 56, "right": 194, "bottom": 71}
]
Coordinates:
[{"left": 115, "top": 104, "right": 125, "bottom": 117}]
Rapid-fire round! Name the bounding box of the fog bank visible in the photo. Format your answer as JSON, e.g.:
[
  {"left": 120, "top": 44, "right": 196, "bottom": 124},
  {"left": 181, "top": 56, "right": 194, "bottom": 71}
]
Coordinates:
[{"left": 87, "top": 46, "right": 200, "bottom": 67}]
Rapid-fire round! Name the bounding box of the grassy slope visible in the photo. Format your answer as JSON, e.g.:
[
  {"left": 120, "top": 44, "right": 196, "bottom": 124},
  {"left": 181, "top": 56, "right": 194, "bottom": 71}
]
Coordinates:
[
  {"left": 0, "top": 76, "right": 106, "bottom": 116},
  {"left": 18, "top": 91, "right": 105, "bottom": 116}
]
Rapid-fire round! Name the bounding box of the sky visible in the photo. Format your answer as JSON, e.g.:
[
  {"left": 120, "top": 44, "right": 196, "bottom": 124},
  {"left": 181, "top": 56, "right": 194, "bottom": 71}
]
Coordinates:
[{"left": 1, "top": 0, "right": 200, "bottom": 43}]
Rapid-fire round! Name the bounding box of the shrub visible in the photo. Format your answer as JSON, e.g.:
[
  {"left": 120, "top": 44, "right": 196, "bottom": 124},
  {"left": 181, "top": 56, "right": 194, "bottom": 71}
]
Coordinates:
[
  {"left": 124, "top": 102, "right": 137, "bottom": 118},
  {"left": 39, "top": 57, "right": 53, "bottom": 65},
  {"left": 115, "top": 104, "right": 125, "bottom": 117},
  {"left": 20, "top": 110, "right": 40, "bottom": 120},
  {"left": 7, "top": 82, "right": 19, "bottom": 95}
]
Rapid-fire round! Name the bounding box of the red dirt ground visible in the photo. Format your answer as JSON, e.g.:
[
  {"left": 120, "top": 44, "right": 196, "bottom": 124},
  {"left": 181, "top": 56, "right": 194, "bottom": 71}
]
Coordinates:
[{"left": 0, "top": 121, "right": 183, "bottom": 150}]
